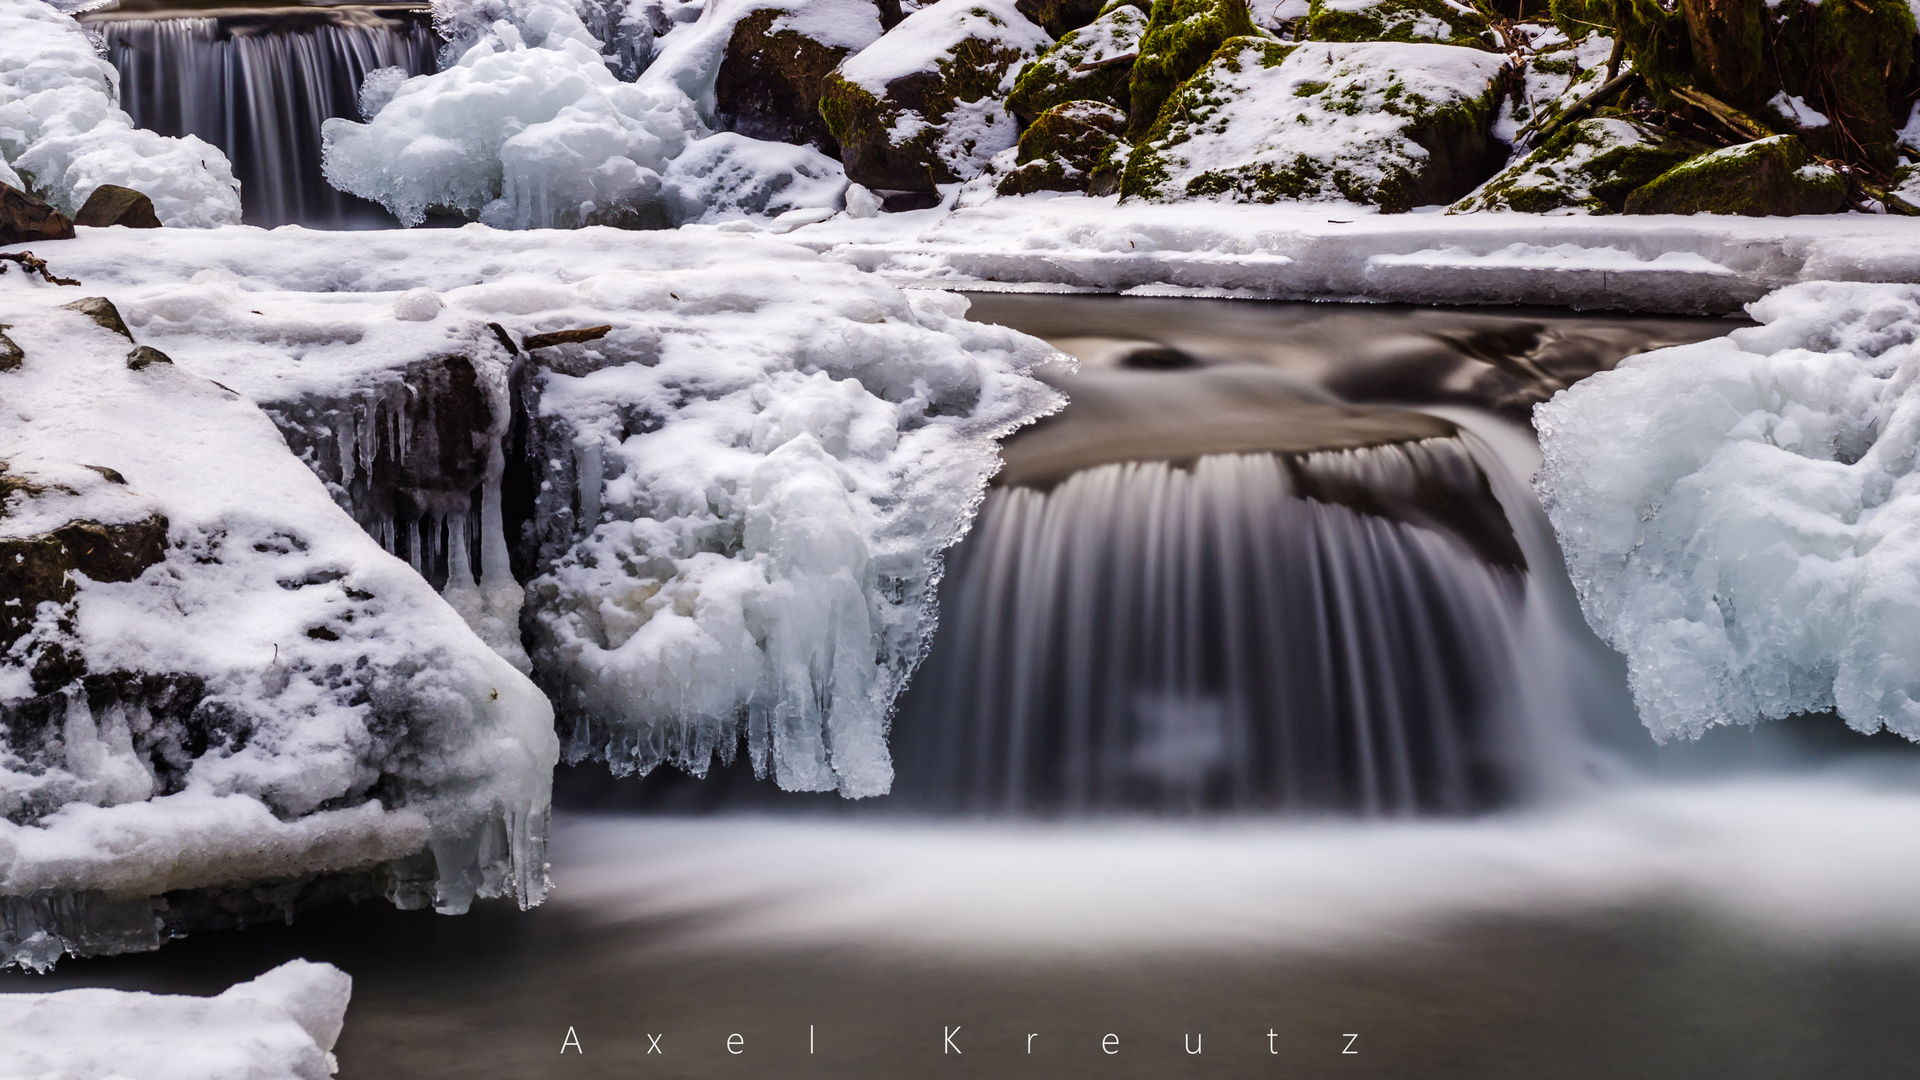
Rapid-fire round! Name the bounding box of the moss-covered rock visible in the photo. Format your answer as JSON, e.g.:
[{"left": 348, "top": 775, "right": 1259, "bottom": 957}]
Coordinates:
[
  {"left": 1306, "top": 0, "right": 1494, "bottom": 50},
  {"left": 1890, "top": 164, "right": 1920, "bottom": 215},
  {"left": 1451, "top": 116, "right": 1706, "bottom": 213},
  {"left": 1007, "top": 4, "right": 1149, "bottom": 124},
  {"left": 996, "top": 99, "right": 1129, "bottom": 192},
  {"left": 1018, "top": 0, "right": 1106, "bottom": 35},
  {"left": 1622, "top": 134, "right": 1847, "bottom": 215},
  {"left": 1126, "top": 0, "right": 1257, "bottom": 138},
  {"left": 1547, "top": 0, "right": 1608, "bottom": 39},
  {"left": 1771, "top": 0, "right": 1915, "bottom": 172},
  {"left": 1121, "top": 38, "right": 1508, "bottom": 210},
  {"left": 820, "top": 0, "right": 1053, "bottom": 190},
  {"left": 715, "top": 3, "right": 885, "bottom": 156}
]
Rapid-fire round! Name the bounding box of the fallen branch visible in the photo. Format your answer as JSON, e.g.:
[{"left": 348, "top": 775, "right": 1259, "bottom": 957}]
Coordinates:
[
  {"left": 487, "top": 321, "right": 520, "bottom": 356},
  {"left": 1074, "top": 51, "right": 1137, "bottom": 73},
  {"left": 523, "top": 325, "right": 612, "bottom": 350},
  {"left": 1524, "top": 70, "right": 1639, "bottom": 148},
  {"left": 1669, "top": 86, "right": 1774, "bottom": 142},
  {"left": 0, "top": 251, "right": 80, "bottom": 286}
]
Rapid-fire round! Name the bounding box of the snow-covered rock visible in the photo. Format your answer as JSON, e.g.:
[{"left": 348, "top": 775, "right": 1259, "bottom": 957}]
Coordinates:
[
  {"left": 0, "top": 0, "right": 241, "bottom": 227},
  {"left": 1120, "top": 39, "right": 1508, "bottom": 211},
  {"left": 1125, "top": 0, "right": 1255, "bottom": 139},
  {"left": 1621, "top": 135, "right": 1848, "bottom": 218},
  {"left": 14, "top": 224, "right": 1061, "bottom": 803},
  {"left": 1, "top": 273, "right": 556, "bottom": 970},
  {"left": 712, "top": 0, "right": 886, "bottom": 154},
  {"left": 0, "top": 959, "right": 350, "bottom": 1080},
  {"left": 1305, "top": 0, "right": 1492, "bottom": 48},
  {"left": 1005, "top": 1, "right": 1146, "bottom": 125},
  {"left": 820, "top": 0, "right": 1052, "bottom": 190},
  {"left": 1452, "top": 117, "right": 1704, "bottom": 215},
  {"left": 1535, "top": 281, "right": 1920, "bottom": 743},
  {"left": 996, "top": 98, "right": 1126, "bottom": 195}
]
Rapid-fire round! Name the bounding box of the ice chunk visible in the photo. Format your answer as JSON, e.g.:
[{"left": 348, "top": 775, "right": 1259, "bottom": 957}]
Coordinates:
[
  {"left": 0, "top": 0, "right": 241, "bottom": 226},
  {"left": 0, "top": 960, "right": 350, "bottom": 1080},
  {"left": 1535, "top": 281, "right": 1920, "bottom": 742}
]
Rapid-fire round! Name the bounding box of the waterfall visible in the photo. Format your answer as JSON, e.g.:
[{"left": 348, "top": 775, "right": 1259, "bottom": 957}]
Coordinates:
[
  {"left": 92, "top": 7, "right": 436, "bottom": 228},
  {"left": 890, "top": 439, "right": 1587, "bottom": 815}
]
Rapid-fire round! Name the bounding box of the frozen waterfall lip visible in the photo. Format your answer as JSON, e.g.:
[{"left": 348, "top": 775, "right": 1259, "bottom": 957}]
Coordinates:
[{"left": 784, "top": 198, "right": 1920, "bottom": 314}]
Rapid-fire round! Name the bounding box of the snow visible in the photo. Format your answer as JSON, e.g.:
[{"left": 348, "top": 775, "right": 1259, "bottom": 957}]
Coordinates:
[
  {"left": 0, "top": 0, "right": 241, "bottom": 227},
  {"left": 6, "top": 224, "right": 1060, "bottom": 801},
  {"left": 0, "top": 960, "right": 349, "bottom": 1080},
  {"left": 783, "top": 195, "right": 1920, "bottom": 313},
  {"left": 1768, "top": 91, "right": 1829, "bottom": 130},
  {"left": 1535, "top": 281, "right": 1920, "bottom": 743}
]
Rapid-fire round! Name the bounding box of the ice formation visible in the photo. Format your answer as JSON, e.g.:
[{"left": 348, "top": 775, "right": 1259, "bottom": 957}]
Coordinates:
[
  {"left": 0, "top": 0, "right": 241, "bottom": 226},
  {"left": 321, "top": 0, "right": 857, "bottom": 228},
  {"left": 0, "top": 959, "right": 350, "bottom": 1080},
  {"left": 20, "top": 225, "right": 1061, "bottom": 802},
  {"left": 1, "top": 277, "right": 557, "bottom": 969},
  {"left": 1535, "top": 282, "right": 1920, "bottom": 743}
]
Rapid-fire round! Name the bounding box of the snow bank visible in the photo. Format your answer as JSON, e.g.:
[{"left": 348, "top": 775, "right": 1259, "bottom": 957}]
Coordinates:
[
  {"left": 16, "top": 224, "right": 1061, "bottom": 800},
  {"left": 323, "top": 0, "right": 854, "bottom": 228},
  {"left": 0, "top": 0, "right": 240, "bottom": 226},
  {"left": 0, "top": 960, "right": 349, "bottom": 1080},
  {"left": 1, "top": 269, "right": 556, "bottom": 969},
  {"left": 1535, "top": 282, "right": 1920, "bottom": 742}
]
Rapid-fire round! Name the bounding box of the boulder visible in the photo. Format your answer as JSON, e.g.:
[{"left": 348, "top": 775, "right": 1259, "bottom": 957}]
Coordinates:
[
  {"left": 996, "top": 99, "right": 1128, "bottom": 193},
  {"left": 820, "top": 0, "right": 1053, "bottom": 191},
  {"left": 0, "top": 184, "right": 74, "bottom": 246},
  {"left": 1306, "top": 0, "right": 1494, "bottom": 49},
  {"left": 1621, "top": 134, "right": 1848, "bottom": 216},
  {"left": 713, "top": 0, "right": 886, "bottom": 155},
  {"left": 1451, "top": 117, "right": 1707, "bottom": 214},
  {"left": 71, "top": 185, "right": 163, "bottom": 230},
  {"left": 1126, "top": 0, "right": 1256, "bottom": 138},
  {"left": 1006, "top": 3, "right": 1148, "bottom": 125},
  {"left": 1121, "top": 38, "right": 1508, "bottom": 211},
  {"left": 1017, "top": 0, "right": 1105, "bottom": 35}
]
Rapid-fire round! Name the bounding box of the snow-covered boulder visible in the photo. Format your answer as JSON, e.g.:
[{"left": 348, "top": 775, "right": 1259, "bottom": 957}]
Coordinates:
[
  {"left": 1005, "top": 2, "right": 1147, "bottom": 125},
  {"left": 1, "top": 278, "right": 556, "bottom": 970},
  {"left": 1535, "top": 281, "right": 1920, "bottom": 743},
  {"left": 1120, "top": 38, "right": 1508, "bottom": 211},
  {"left": 1621, "top": 135, "right": 1847, "bottom": 217},
  {"left": 1451, "top": 117, "right": 1704, "bottom": 214},
  {"left": 1305, "top": 0, "right": 1493, "bottom": 49},
  {"left": 712, "top": 0, "right": 887, "bottom": 154},
  {"left": 820, "top": 0, "right": 1052, "bottom": 191},
  {"left": 996, "top": 98, "right": 1126, "bottom": 194},
  {"left": 1125, "top": 0, "right": 1256, "bottom": 138},
  {"left": 21, "top": 224, "right": 1061, "bottom": 803},
  {"left": 0, "top": 0, "right": 241, "bottom": 227},
  {"left": 0, "top": 960, "right": 350, "bottom": 1080}
]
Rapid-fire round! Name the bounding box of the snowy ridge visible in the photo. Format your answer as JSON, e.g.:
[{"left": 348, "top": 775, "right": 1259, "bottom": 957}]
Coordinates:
[{"left": 787, "top": 198, "right": 1920, "bottom": 313}]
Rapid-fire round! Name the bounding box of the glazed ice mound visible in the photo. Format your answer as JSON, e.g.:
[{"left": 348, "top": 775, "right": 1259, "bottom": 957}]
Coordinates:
[
  {"left": 0, "top": 959, "right": 351, "bottom": 1080},
  {"left": 0, "top": 285, "right": 557, "bottom": 970},
  {"left": 14, "top": 226, "right": 1061, "bottom": 805},
  {"left": 0, "top": 0, "right": 241, "bottom": 226},
  {"left": 1536, "top": 282, "right": 1920, "bottom": 742}
]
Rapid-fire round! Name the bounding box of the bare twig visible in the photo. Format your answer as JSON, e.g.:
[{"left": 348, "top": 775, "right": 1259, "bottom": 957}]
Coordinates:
[
  {"left": 0, "top": 251, "right": 80, "bottom": 286},
  {"left": 523, "top": 325, "right": 612, "bottom": 350},
  {"left": 1524, "top": 71, "right": 1640, "bottom": 147}
]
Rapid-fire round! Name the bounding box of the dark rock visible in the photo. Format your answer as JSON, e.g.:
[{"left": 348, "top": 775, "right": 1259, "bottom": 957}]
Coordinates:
[
  {"left": 714, "top": 6, "right": 879, "bottom": 155},
  {"left": 126, "top": 345, "right": 173, "bottom": 370},
  {"left": 0, "top": 512, "right": 171, "bottom": 663},
  {"left": 72, "top": 186, "right": 163, "bottom": 230},
  {"left": 0, "top": 326, "right": 20, "bottom": 373},
  {"left": 880, "top": 189, "right": 945, "bottom": 211},
  {"left": 0, "top": 184, "right": 75, "bottom": 246},
  {"left": 1622, "top": 134, "right": 1848, "bottom": 216},
  {"left": 61, "top": 297, "right": 134, "bottom": 340},
  {"left": 1016, "top": 0, "right": 1103, "bottom": 36},
  {"left": 997, "top": 99, "right": 1128, "bottom": 194}
]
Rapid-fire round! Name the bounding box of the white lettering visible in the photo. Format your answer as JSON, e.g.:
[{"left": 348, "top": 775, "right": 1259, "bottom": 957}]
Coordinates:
[
  {"left": 944, "top": 1026, "right": 962, "bottom": 1054},
  {"left": 1268, "top": 1029, "right": 1280, "bottom": 1055},
  {"left": 1103, "top": 1034, "right": 1119, "bottom": 1055},
  {"left": 1028, "top": 1033, "right": 1038, "bottom": 1054},
  {"left": 728, "top": 1034, "right": 744, "bottom": 1055},
  {"left": 646, "top": 1034, "right": 662, "bottom": 1055},
  {"left": 1343, "top": 1033, "right": 1359, "bottom": 1055},
  {"left": 560, "top": 1027, "right": 582, "bottom": 1055},
  {"left": 1185, "top": 1033, "right": 1202, "bottom": 1055}
]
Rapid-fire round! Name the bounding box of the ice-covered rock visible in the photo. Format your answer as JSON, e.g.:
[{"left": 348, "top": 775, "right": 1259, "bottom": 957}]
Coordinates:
[
  {"left": 0, "top": 0, "right": 241, "bottom": 227},
  {"left": 1, "top": 279, "right": 556, "bottom": 970},
  {"left": 0, "top": 959, "right": 350, "bottom": 1079},
  {"left": 1119, "top": 38, "right": 1508, "bottom": 211},
  {"left": 820, "top": 0, "right": 1052, "bottom": 191},
  {"left": 1005, "top": 1, "right": 1146, "bottom": 125},
  {"left": 21, "top": 224, "right": 1061, "bottom": 802},
  {"left": 1622, "top": 135, "right": 1847, "bottom": 217},
  {"left": 1535, "top": 281, "right": 1920, "bottom": 742},
  {"left": 1451, "top": 117, "right": 1704, "bottom": 215}
]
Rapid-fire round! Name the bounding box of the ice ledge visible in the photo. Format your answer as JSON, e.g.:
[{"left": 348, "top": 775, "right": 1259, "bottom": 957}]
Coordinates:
[{"left": 783, "top": 197, "right": 1920, "bottom": 314}]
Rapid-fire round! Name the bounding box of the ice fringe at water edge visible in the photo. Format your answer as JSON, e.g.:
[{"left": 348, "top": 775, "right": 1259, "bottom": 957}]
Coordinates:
[
  {"left": 0, "top": 0, "right": 242, "bottom": 227},
  {"left": 0, "top": 959, "right": 350, "bottom": 1079},
  {"left": 1535, "top": 281, "right": 1920, "bottom": 743}
]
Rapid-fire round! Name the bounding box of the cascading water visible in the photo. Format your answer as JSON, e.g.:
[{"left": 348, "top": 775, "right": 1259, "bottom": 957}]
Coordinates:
[{"left": 89, "top": 6, "right": 436, "bottom": 227}]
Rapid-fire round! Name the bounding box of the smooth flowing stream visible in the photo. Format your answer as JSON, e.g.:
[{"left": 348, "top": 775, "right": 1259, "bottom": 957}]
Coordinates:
[{"left": 10, "top": 295, "right": 1920, "bottom": 1078}]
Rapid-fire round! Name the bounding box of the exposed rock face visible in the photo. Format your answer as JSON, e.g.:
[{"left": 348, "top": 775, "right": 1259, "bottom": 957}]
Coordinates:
[
  {"left": 1305, "top": 0, "right": 1493, "bottom": 49},
  {"left": 1622, "top": 134, "right": 1847, "bottom": 216},
  {"left": 1122, "top": 38, "right": 1508, "bottom": 211},
  {"left": 713, "top": 1, "right": 886, "bottom": 155},
  {"left": 1126, "top": 0, "right": 1256, "bottom": 138},
  {"left": 0, "top": 184, "right": 74, "bottom": 246},
  {"left": 1452, "top": 117, "right": 1706, "bottom": 214},
  {"left": 997, "top": 99, "right": 1128, "bottom": 193},
  {"left": 1006, "top": 3, "right": 1147, "bottom": 125},
  {"left": 71, "top": 185, "right": 162, "bottom": 230},
  {"left": 820, "top": 0, "right": 1052, "bottom": 191}
]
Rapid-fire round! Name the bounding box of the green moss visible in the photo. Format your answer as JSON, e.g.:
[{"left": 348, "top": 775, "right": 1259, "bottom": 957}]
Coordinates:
[
  {"left": 1126, "top": 0, "right": 1256, "bottom": 138},
  {"left": 1007, "top": 4, "right": 1148, "bottom": 124},
  {"left": 1547, "top": 0, "right": 1610, "bottom": 40},
  {"left": 1451, "top": 116, "right": 1706, "bottom": 213},
  {"left": 1775, "top": 0, "right": 1914, "bottom": 171},
  {"left": 1305, "top": 0, "right": 1495, "bottom": 50},
  {"left": 1622, "top": 134, "right": 1848, "bottom": 215}
]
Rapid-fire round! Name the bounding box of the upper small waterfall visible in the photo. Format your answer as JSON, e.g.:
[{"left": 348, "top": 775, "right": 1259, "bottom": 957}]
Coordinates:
[{"left": 90, "top": 6, "right": 436, "bottom": 227}]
